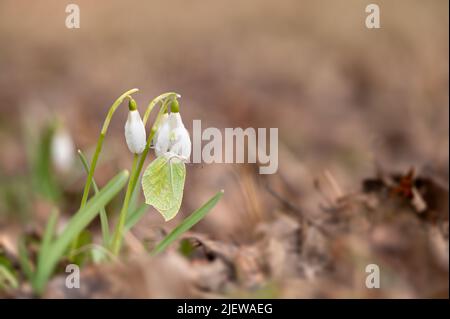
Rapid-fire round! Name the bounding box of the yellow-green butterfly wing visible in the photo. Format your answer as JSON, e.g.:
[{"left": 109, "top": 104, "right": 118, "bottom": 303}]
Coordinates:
[{"left": 142, "top": 155, "right": 186, "bottom": 221}]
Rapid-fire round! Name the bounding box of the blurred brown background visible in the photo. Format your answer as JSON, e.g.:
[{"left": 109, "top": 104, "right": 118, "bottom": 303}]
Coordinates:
[{"left": 0, "top": 0, "right": 448, "bottom": 298}]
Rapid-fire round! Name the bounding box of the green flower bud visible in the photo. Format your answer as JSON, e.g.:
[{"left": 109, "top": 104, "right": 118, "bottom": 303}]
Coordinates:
[
  {"left": 128, "top": 97, "right": 138, "bottom": 111},
  {"left": 165, "top": 99, "right": 180, "bottom": 113}
]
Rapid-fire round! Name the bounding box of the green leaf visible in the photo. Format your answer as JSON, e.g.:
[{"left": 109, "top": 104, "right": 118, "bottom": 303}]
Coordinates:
[
  {"left": 125, "top": 203, "right": 149, "bottom": 232},
  {"left": 151, "top": 190, "right": 224, "bottom": 256},
  {"left": 142, "top": 156, "right": 186, "bottom": 221},
  {"left": 77, "top": 149, "right": 110, "bottom": 246},
  {"left": 70, "top": 229, "right": 93, "bottom": 267},
  {"left": 0, "top": 255, "right": 14, "bottom": 274},
  {"left": 0, "top": 253, "right": 18, "bottom": 290},
  {"left": 31, "top": 124, "right": 61, "bottom": 202},
  {"left": 37, "top": 208, "right": 59, "bottom": 271},
  {"left": 32, "top": 170, "right": 129, "bottom": 295},
  {"left": 0, "top": 264, "right": 18, "bottom": 290}
]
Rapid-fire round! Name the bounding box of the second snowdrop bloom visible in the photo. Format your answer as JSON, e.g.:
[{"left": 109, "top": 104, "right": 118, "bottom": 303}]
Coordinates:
[
  {"left": 154, "top": 100, "right": 191, "bottom": 161},
  {"left": 51, "top": 126, "right": 75, "bottom": 172},
  {"left": 124, "top": 98, "right": 146, "bottom": 154}
]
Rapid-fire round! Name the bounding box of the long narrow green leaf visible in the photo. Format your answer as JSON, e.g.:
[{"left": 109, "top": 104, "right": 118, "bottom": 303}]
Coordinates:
[
  {"left": 32, "top": 125, "right": 61, "bottom": 202},
  {"left": 125, "top": 203, "right": 148, "bottom": 232},
  {"left": 37, "top": 208, "right": 59, "bottom": 270},
  {"left": 151, "top": 190, "right": 224, "bottom": 256},
  {"left": 128, "top": 174, "right": 141, "bottom": 214},
  {"left": 77, "top": 149, "right": 110, "bottom": 246},
  {"left": 33, "top": 170, "right": 129, "bottom": 295},
  {"left": 0, "top": 264, "right": 18, "bottom": 290}
]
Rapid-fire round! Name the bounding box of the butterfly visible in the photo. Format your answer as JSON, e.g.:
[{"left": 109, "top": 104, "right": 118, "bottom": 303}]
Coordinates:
[{"left": 141, "top": 154, "right": 187, "bottom": 221}]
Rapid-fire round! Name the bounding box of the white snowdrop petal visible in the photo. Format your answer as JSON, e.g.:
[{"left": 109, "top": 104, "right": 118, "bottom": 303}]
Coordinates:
[
  {"left": 168, "top": 113, "right": 184, "bottom": 130},
  {"left": 154, "top": 114, "right": 171, "bottom": 157},
  {"left": 51, "top": 129, "right": 75, "bottom": 172},
  {"left": 125, "top": 110, "right": 146, "bottom": 154},
  {"left": 154, "top": 111, "right": 191, "bottom": 161},
  {"left": 170, "top": 127, "right": 191, "bottom": 159},
  {"left": 153, "top": 113, "right": 168, "bottom": 147}
]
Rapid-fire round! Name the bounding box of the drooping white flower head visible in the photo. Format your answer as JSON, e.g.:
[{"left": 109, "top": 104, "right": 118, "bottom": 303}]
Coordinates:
[
  {"left": 124, "top": 98, "right": 146, "bottom": 154},
  {"left": 51, "top": 126, "right": 75, "bottom": 172},
  {"left": 154, "top": 100, "right": 191, "bottom": 161}
]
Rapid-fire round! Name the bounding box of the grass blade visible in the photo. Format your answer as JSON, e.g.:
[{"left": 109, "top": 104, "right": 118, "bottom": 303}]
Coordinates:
[
  {"left": 31, "top": 124, "right": 61, "bottom": 202},
  {"left": 151, "top": 190, "right": 224, "bottom": 256},
  {"left": 33, "top": 170, "right": 129, "bottom": 295},
  {"left": 37, "top": 208, "right": 59, "bottom": 270},
  {"left": 78, "top": 149, "right": 110, "bottom": 246},
  {"left": 0, "top": 264, "right": 18, "bottom": 290},
  {"left": 125, "top": 203, "right": 148, "bottom": 232}
]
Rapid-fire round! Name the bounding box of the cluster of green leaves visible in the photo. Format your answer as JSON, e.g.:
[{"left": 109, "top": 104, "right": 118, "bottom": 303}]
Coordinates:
[{"left": 19, "top": 171, "right": 129, "bottom": 295}]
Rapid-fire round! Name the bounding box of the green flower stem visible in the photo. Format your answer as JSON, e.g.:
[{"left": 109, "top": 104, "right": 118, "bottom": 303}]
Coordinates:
[
  {"left": 110, "top": 154, "right": 139, "bottom": 255},
  {"left": 80, "top": 88, "right": 139, "bottom": 208},
  {"left": 109, "top": 93, "right": 179, "bottom": 255},
  {"left": 78, "top": 149, "right": 110, "bottom": 246},
  {"left": 142, "top": 92, "right": 179, "bottom": 124},
  {"left": 69, "top": 88, "right": 138, "bottom": 258}
]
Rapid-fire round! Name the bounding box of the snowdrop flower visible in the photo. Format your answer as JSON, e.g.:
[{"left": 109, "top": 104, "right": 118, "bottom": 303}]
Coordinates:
[
  {"left": 124, "top": 98, "right": 146, "bottom": 154},
  {"left": 154, "top": 99, "right": 191, "bottom": 161},
  {"left": 51, "top": 126, "right": 75, "bottom": 172}
]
